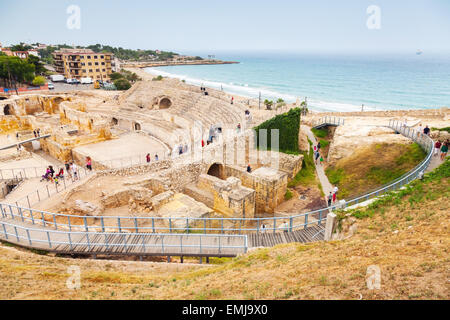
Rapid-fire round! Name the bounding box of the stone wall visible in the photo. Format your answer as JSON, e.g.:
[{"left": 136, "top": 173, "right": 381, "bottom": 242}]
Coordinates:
[
  {"left": 224, "top": 165, "right": 288, "bottom": 214},
  {"left": 197, "top": 174, "right": 255, "bottom": 218}
]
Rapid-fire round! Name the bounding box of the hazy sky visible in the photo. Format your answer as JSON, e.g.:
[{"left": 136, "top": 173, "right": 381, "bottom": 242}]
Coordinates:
[{"left": 1, "top": 0, "right": 449, "bottom": 55}]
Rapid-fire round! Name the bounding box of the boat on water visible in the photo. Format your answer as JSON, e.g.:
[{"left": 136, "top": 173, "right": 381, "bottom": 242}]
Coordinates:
[{"left": 416, "top": 49, "right": 423, "bottom": 55}]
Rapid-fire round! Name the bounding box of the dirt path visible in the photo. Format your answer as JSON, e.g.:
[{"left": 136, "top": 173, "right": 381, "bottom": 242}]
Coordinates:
[{"left": 304, "top": 125, "right": 334, "bottom": 197}]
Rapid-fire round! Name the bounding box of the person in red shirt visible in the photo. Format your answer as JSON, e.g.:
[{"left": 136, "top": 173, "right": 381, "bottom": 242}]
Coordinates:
[
  {"left": 201, "top": 139, "right": 205, "bottom": 148},
  {"left": 434, "top": 140, "right": 442, "bottom": 157}
]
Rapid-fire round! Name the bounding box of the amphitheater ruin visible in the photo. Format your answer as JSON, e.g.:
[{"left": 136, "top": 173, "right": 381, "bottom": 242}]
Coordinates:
[{"left": 0, "top": 74, "right": 448, "bottom": 260}]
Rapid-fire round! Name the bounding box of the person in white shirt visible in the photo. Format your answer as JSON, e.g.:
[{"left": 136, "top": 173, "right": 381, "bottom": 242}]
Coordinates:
[
  {"left": 71, "top": 162, "right": 78, "bottom": 180},
  {"left": 260, "top": 224, "right": 266, "bottom": 233},
  {"left": 417, "top": 124, "right": 423, "bottom": 138}
]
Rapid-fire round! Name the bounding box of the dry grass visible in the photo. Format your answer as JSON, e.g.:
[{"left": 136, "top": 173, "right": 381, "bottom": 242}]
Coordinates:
[
  {"left": 0, "top": 162, "right": 448, "bottom": 300},
  {"left": 326, "top": 143, "right": 426, "bottom": 198}
]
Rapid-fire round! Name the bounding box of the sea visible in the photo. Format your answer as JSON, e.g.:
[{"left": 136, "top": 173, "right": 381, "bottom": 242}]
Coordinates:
[{"left": 145, "top": 52, "right": 450, "bottom": 112}]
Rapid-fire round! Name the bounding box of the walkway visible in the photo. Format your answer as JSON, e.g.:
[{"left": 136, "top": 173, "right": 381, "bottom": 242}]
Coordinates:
[
  {"left": 0, "top": 215, "right": 247, "bottom": 258},
  {"left": 426, "top": 153, "right": 447, "bottom": 173},
  {"left": 304, "top": 125, "right": 334, "bottom": 196},
  {"left": 248, "top": 225, "right": 324, "bottom": 247}
]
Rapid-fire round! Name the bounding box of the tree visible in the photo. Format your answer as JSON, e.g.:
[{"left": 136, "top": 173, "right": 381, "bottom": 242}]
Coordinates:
[
  {"left": 113, "top": 78, "right": 131, "bottom": 90},
  {"left": 27, "top": 55, "right": 46, "bottom": 75},
  {"left": 32, "top": 76, "right": 46, "bottom": 86},
  {"left": 110, "top": 72, "right": 124, "bottom": 81},
  {"left": 0, "top": 55, "right": 35, "bottom": 87},
  {"left": 10, "top": 42, "right": 32, "bottom": 52},
  {"left": 264, "top": 99, "right": 274, "bottom": 110}
]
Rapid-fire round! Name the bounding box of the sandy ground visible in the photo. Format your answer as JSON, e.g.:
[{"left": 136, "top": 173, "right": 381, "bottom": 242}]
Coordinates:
[{"left": 72, "top": 132, "right": 168, "bottom": 166}]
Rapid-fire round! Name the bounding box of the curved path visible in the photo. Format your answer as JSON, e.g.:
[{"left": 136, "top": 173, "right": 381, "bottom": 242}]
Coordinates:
[{"left": 304, "top": 125, "right": 333, "bottom": 196}]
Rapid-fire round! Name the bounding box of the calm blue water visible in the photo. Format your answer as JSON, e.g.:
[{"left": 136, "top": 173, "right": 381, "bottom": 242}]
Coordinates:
[{"left": 145, "top": 52, "right": 450, "bottom": 112}]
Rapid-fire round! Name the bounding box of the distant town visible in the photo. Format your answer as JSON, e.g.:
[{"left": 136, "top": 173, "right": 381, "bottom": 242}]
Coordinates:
[{"left": 0, "top": 42, "right": 233, "bottom": 94}]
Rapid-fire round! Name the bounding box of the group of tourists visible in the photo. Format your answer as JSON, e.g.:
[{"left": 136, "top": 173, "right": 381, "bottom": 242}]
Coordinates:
[
  {"left": 200, "top": 87, "right": 209, "bottom": 96},
  {"left": 434, "top": 140, "right": 449, "bottom": 161},
  {"left": 64, "top": 161, "right": 79, "bottom": 180},
  {"left": 327, "top": 186, "right": 339, "bottom": 207},
  {"left": 314, "top": 142, "right": 324, "bottom": 166},
  {"left": 145, "top": 153, "right": 159, "bottom": 163},
  {"left": 40, "top": 165, "right": 64, "bottom": 184},
  {"left": 33, "top": 129, "right": 41, "bottom": 138}
]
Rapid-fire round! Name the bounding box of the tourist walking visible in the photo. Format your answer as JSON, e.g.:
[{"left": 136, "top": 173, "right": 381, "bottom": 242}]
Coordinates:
[
  {"left": 155, "top": 153, "right": 159, "bottom": 161},
  {"left": 247, "top": 164, "right": 252, "bottom": 173},
  {"left": 327, "top": 192, "right": 333, "bottom": 207},
  {"left": 146, "top": 153, "right": 151, "bottom": 163},
  {"left": 260, "top": 224, "right": 267, "bottom": 233},
  {"left": 280, "top": 221, "right": 289, "bottom": 233},
  {"left": 86, "top": 157, "right": 92, "bottom": 171},
  {"left": 315, "top": 151, "right": 320, "bottom": 165},
  {"left": 33, "top": 130, "right": 37, "bottom": 138},
  {"left": 231, "top": 97, "right": 234, "bottom": 105},
  {"left": 417, "top": 124, "right": 423, "bottom": 138},
  {"left": 71, "top": 162, "right": 78, "bottom": 180},
  {"left": 319, "top": 155, "right": 324, "bottom": 166},
  {"left": 65, "top": 161, "right": 71, "bottom": 178},
  {"left": 440, "top": 142, "right": 448, "bottom": 161},
  {"left": 434, "top": 140, "right": 442, "bottom": 157},
  {"left": 424, "top": 125, "right": 430, "bottom": 136},
  {"left": 333, "top": 186, "right": 339, "bottom": 203}
]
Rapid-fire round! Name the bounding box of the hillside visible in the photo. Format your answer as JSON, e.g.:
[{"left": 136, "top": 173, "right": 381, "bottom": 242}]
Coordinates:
[
  {"left": 0, "top": 159, "right": 448, "bottom": 300},
  {"left": 326, "top": 143, "right": 427, "bottom": 199}
]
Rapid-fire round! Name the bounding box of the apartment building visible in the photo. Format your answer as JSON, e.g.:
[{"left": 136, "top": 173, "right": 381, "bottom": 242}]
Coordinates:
[{"left": 53, "top": 49, "right": 113, "bottom": 81}]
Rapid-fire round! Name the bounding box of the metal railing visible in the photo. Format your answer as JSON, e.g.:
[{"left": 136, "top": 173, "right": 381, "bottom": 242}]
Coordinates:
[
  {"left": 0, "top": 220, "right": 248, "bottom": 256},
  {"left": 0, "top": 166, "right": 49, "bottom": 180},
  {"left": 0, "top": 121, "right": 434, "bottom": 237},
  {"left": 0, "top": 202, "right": 326, "bottom": 235},
  {"left": 312, "top": 116, "right": 345, "bottom": 127},
  {"left": 9, "top": 166, "right": 94, "bottom": 209}
]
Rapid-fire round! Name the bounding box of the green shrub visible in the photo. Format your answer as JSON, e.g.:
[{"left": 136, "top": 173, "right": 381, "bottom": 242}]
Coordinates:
[
  {"left": 254, "top": 108, "right": 301, "bottom": 154},
  {"left": 110, "top": 72, "right": 124, "bottom": 81},
  {"left": 113, "top": 78, "right": 132, "bottom": 90},
  {"left": 431, "top": 127, "right": 450, "bottom": 133},
  {"left": 284, "top": 189, "right": 293, "bottom": 200},
  {"left": 319, "top": 139, "right": 330, "bottom": 148},
  {"left": 32, "top": 76, "right": 46, "bottom": 86},
  {"left": 152, "top": 75, "right": 163, "bottom": 81},
  {"left": 288, "top": 139, "right": 317, "bottom": 187},
  {"left": 311, "top": 128, "right": 328, "bottom": 138}
]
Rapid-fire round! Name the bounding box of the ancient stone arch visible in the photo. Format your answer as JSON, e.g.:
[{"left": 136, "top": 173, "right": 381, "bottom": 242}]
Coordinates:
[
  {"left": 3, "top": 104, "right": 13, "bottom": 115},
  {"left": 111, "top": 117, "right": 119, "bottom": 126},
  {"left": 134, "top": 122, "right": 141, "bottom": 131},
  {"left": 159, "top": 97, "right": 172, "bottom": 109},
  {"left": 207, "top": 163, "right": 225, "bottom": 180}
]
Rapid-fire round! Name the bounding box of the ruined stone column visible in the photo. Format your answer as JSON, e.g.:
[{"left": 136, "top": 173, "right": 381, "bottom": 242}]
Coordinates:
[{"left": 324, "top": 212, "right": 337, "bottom": 241}]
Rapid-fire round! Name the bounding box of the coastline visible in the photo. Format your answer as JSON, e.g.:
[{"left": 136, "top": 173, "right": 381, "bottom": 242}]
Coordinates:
[
  {"left": 125, "top": 67, "right": 449, "bottom": 124},
  {"left": 120, "top": 59, "right": 239, "bottom": 69}
]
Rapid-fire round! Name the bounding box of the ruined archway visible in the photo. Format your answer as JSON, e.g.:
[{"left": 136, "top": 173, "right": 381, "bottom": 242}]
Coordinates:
[
  {"left": 3, "top": 104, "right": 13, "bottom": 115},
  {"left": 134, "top": 122, "right": 141, "bottom": 131},
  {"left": 159, "top": 97, "right": 172, "bottom": 109},
  {"left": 207, "top": 163, "right": 225, "bottom": 180},
  {"left": 111, "top": 117, "right": 118, "bottom": 126}
]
